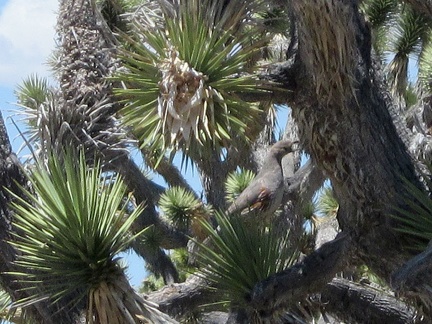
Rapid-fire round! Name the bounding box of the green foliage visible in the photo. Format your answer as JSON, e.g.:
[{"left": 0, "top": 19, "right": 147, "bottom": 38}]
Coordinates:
[
  {"left": 357, "top": 265, "right": 388, "bottom": 288},
  {"left": 170, "top": 248, "right": 195, "bottom": 282},
  {"left": 140, "top": 248, "right": 193, "bottom": 293},
  {"left": 256, "top": 6, "right": 290, "bottom": 35},
  {"left": 361, "top": 1, "right": 432, "bottom": 98},
  {"left": 9, "top": 150, "right": 145, "bottom": 307},
  {"left": 97, "top": 0, "right": 132, "bottom": 32},
  {"left": 390, "top": 7, "right": 430, "bottom": 57},
  {"left": 301, "top": 200, "right": 316, "bottom": 221},
  {"left": 419, "top": 40, "right": 432, "bottom": 93},
  {"left": 0, "top": 290, "right": 10, "bottom": 311},
  {"left": 195, "top": 212, "right": 299, "bottom": 308},
  {"left": 388, "top": 6, "right": 432, "bottom": 95},
  {"left": 361, "top": 0, "right": 398, "bottom": 55},
  {"left": 225, "top": 169, "right": 256, "bottom": 204},
  {"left": 136, "top": 224, "right": 164, "bottom": 253},
  {"left": 0, "top": 290, "right": 13, "bottom": 323},
  {"left": 139, "top": 275, "right": 165, "bottom": 294},
  {"left": 115, "top": 0, "right": 266, "bottom": 160},
  {"left": 159, "top": 186, "right": 203, "bottom": 230},
  {"left": 0, "top": 289, "right": 35, "bottom": 324},
  {"left": 316, "top": 187, "right": 339, "bottom": 218},
  {"left": 404, "top": 82, "right": 418, "bottom": 108},
  {"left": 15, "top": 74, "right": 51, "bottom": 111},
  {"left": 392, "top": 178, "right": 432, "bottom": 250},
  {"left": 362, "top": 0, "right": 398, "bottom": 28}
]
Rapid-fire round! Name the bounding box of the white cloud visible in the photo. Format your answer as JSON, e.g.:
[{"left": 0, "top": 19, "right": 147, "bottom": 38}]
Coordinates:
[{"left": 0, "top": 0, "right": 58, "bottom": 87}]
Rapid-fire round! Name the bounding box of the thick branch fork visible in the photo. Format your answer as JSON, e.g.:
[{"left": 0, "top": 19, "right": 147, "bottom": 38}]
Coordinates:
[{"left": 250, "top": 233, "right": 350, "bottom": 316}]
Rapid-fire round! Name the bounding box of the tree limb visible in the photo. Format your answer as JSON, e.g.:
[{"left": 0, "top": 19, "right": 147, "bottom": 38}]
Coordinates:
[
  {"left": 286, "top": 0, "right": 422, "bottom": 282},
  {"left": 147, "top": 276, "right": 215, "bottom": 320},
  {"left": 117, "top": 157, "right": 187, "bottom": 283},
  {"left": 391, "top": 244, "right": 432, "bottom": 311},
  {"left": 322, "top": 278, "right": 420, "bottom": 324},
  {"left": 145, "top": 234, "right": 421, "bottom": 324},
  {"left": 285, "top": 158, "right": 325, "bottom": 204},
  {"left": 236, "top": 85, "right": 294, "bottom": 105},
  {"left": 249, "top": 232, "right": 351, "bottom": 318},
  {"left": 140, "top": 147, "right": 198, "bottom": 197}
]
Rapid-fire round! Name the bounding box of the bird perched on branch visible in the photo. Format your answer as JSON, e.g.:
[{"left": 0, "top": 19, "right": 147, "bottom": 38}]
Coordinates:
[{"left": 227, "top": 140, "right": 296, "bottom": 221}]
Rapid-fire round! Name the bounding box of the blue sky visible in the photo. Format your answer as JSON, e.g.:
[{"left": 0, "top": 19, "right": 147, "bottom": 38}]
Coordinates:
[
  {"left": 0, "top": 0, "right": 147, "bottom": 288},
  {"left": 0, "top": 0, "right": 57, "bottom": 151}
]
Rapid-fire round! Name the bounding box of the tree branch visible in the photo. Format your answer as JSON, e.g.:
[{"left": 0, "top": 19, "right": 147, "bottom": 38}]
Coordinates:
[
  {"left": 145, "top": 234, "right": 421, "bottom": 324},
  {"left": 116, "top": 157, "right": 188, "bottom": 284},
  {"left": 391, "top": 244, "right": 432, "bottom": 311},
  {"left": 236, "top": 85, "right": 294, "bottom": 105},
  {"left": 249, "top": 232, "right": 351, "bottom": 318},
  {"left": 285, "top": 158, "right": 325, "bottom": 204},
  {"left": 147, "top": 276, "right": 215, "bottom": 320},
  {"left": 140, "top": 147, "right": 198, "bottom": 197},
  {"left": 261, "top": 60, "right": 298, "bottom": 105},
  {"left": 322, "top": 278, "right": 419, "bottom": 324},
  {"left": 286, "top": 0, "right": 422, "bottom": 283}
]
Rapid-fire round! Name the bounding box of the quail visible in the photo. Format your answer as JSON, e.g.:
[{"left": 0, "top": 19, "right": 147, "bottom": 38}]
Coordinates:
[{"left": 227, "top": 140, "right": 296, "bottom": 220}]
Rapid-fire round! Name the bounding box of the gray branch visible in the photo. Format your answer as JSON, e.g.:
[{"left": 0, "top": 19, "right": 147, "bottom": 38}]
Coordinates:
[
  {"left": 250, "top": 232, "right": 351, "bottom": 318},
  {"left": 140, "top": 147, "right": 198, "bottom": 197},
  {"left": 322, "top": 278, "right": 420, "bottom": 324},
  {"left": 147, "top": 276, "right": 215, "bottom": 320},
  {"left": 391, "top": 244, "right": 432, "bottom": 312}
]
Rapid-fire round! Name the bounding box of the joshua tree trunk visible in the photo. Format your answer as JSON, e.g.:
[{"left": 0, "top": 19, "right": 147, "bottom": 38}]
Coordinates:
[
  {"left": 289, "top": 0, "right": 419, "bottom": 278},
  {"left": 56, "top": 0, "right": 184, "bottom": 284},
  {"left": 249, "top": 0, "right": 430, "bottom": 320}
]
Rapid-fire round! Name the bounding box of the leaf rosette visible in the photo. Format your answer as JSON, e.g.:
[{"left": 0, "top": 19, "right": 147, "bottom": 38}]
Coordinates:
[{"left": 115, "top": 1, "right": 265, "bottom": 158}]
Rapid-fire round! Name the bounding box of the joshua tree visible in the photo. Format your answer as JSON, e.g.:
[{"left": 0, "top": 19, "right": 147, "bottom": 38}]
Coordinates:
[{"left": 3, "top": 0, "right": 432, "bottom": 323}]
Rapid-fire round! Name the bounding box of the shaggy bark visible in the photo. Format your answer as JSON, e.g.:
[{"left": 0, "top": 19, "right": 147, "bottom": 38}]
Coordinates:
[
  {"left": 285, "top": 0, "right": 421, "bottom": 284},
  {"left": 0, "top": 113, "right": 25, "bottom": 299},
  {"left": 263, "top": 0, "right": 432, "bottom": 320},
  {"left": 321, "top": 278, "right": 420, "bottom": 323},
  {"left": 147, "top": 231, "right": 417, "bottom": 323},
  {"left": 208, "top": 0, "right": 428, "bottom": 320}
]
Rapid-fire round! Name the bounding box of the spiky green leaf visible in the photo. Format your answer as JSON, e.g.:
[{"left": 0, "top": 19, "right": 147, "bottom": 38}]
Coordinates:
[
  {"left": 391, "top": 177, "right": 432, "bottom": 250},
  {"left": 9, "top": 150, "right": 145, "bottom": 306},
  {"left": 159, "top": 186, "right": 203, "bottom": 230},
  {"left": 195, "top": 212, "right": 299, "bottom": 307},
  {"left": 225, "top": 169, "right": 256, "bottom": 204},
  {"left": 316, "top": 187, "right": 339, "bottom": 217},
  {"left": 115, "top": 0, "right": 268, "bottom": 162},
  {"left": 388, "top": 6, "right": 432, "bottom": 95}
]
